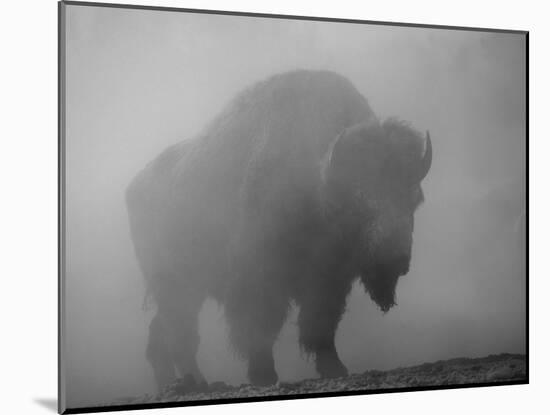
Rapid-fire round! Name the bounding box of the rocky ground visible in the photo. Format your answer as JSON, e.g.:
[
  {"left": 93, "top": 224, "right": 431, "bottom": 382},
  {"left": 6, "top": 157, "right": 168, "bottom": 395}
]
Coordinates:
[{"left": 115, "top": 353, "right": 526, "bottom": 406}]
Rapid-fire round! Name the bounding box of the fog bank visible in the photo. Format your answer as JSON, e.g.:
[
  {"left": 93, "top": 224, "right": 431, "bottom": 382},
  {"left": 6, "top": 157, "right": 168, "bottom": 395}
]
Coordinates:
[{"left": 63, "top": 5, "right": 526, "bottom": 407}]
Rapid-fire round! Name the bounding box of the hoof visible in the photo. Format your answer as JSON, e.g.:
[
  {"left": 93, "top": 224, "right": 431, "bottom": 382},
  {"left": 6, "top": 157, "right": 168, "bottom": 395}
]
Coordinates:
[
  {"left": 248, "top": 369, "right": 279, "bottom": 386},
  {"left": 173, "top": 374, "right": 209, "bottom": 395},
  {"left": 208, "top": 381, "right": 232, "bottom": 392},
  {"left": 317, "top": 358, "right": 348, "bottom": 379},
  {"left": 248, "top": 352, "right": 278, "bottom": 386}
]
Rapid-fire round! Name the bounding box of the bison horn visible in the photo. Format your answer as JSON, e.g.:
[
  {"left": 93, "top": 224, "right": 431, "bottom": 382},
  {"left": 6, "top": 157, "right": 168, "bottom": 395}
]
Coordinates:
[{"left": 417, "top": 131, "right": 432, "bottom": 182}]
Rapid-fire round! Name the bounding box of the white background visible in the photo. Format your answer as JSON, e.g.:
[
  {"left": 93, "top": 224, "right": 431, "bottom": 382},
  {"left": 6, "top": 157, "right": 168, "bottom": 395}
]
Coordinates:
[{"left": 0, "top": 0, "right": 543, "bottom": 414}]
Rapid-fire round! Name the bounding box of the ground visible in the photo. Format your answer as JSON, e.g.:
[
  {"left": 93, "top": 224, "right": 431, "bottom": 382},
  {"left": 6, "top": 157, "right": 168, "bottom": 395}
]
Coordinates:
[{"left": 113, "top": 353, "right": 526, "bottom": 406}]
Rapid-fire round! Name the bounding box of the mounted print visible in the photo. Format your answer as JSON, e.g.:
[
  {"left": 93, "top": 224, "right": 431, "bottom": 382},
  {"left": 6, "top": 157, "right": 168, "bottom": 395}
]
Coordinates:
[{"left": 58, "top": 1, "right": 528, "bottom": 413}]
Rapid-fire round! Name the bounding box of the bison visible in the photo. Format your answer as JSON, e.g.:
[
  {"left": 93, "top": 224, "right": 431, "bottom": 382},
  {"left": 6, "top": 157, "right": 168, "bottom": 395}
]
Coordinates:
[{"left": 126, "top": 70, "right": 432, "bottom": 390}]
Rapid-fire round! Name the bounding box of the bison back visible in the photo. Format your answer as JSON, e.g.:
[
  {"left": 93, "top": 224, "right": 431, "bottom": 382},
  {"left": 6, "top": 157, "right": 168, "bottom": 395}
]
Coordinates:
[{"left": 126, "top": 70, "right": 376, "bottom": 294}]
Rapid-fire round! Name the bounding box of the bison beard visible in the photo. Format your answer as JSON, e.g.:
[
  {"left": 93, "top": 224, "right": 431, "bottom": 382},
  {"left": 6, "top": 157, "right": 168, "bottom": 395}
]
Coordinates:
[
  {"left": 361, "top": 270, "right": 400, "bottom": 313},
  {"left": 126, "top": 70, "right": 431, "bottom": 391}
]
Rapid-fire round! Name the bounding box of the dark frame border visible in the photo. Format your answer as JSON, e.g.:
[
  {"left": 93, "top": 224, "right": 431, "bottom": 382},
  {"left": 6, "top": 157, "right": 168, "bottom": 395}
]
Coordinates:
[
  {"left": 58, "top": 2, "right": 67, "bottom": 414},
  {"left": 58, "top": 1, "right": 529, "bottom": 414}
]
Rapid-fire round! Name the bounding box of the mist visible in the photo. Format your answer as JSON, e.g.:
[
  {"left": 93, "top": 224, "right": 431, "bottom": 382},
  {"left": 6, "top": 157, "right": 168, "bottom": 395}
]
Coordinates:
[{"left": 63, "top": 5, "right": 526, "bottom": 408}]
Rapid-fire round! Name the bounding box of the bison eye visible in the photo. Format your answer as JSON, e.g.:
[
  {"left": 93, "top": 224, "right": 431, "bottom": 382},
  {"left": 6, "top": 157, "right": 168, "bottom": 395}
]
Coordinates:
[{"left": 354, "top": 189, "right": 368, "bottom": 201}]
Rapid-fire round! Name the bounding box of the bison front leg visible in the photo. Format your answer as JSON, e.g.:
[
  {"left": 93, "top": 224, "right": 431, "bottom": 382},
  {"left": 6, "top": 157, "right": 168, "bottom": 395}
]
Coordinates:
[
  {"left": 296, "top": 281, "right": 351, "bottom": 379},
  {"left": 225, "top": 276, "right": 289, "bottom": 386},
  {"left": 146, "top": 314, "right": 177, "bottom": 392}
]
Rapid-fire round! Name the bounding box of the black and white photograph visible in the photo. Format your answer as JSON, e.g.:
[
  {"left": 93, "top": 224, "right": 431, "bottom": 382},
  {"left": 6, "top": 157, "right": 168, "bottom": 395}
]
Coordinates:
[{"left": 58, "top": 1, "right": 527, "bottom": 413}]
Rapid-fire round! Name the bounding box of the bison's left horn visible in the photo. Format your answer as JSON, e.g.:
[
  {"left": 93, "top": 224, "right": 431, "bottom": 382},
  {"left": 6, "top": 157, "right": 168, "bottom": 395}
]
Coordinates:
[{"left": 417, "top": 131, "right": 432, "bottom": 182}]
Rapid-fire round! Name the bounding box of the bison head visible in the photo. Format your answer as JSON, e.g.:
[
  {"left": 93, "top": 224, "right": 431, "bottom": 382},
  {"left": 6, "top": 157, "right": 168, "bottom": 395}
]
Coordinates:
[{"left": 323, "top": 119, "right": 432, "bottom": 312}]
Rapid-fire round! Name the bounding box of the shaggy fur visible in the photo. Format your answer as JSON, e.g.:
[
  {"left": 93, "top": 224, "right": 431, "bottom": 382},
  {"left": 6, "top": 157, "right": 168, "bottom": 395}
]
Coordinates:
[{"left": 126, "top": 70, "right": 431, "bottom": 390}]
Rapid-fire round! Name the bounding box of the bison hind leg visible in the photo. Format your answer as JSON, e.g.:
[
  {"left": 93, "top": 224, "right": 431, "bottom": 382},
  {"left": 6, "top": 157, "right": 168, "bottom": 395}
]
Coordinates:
[
  {"left": 146, "top": 314, "right": 177, "bottom": 393},
  {"left": 149, "top": 278, "right": 207, "bottom": 392}
]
